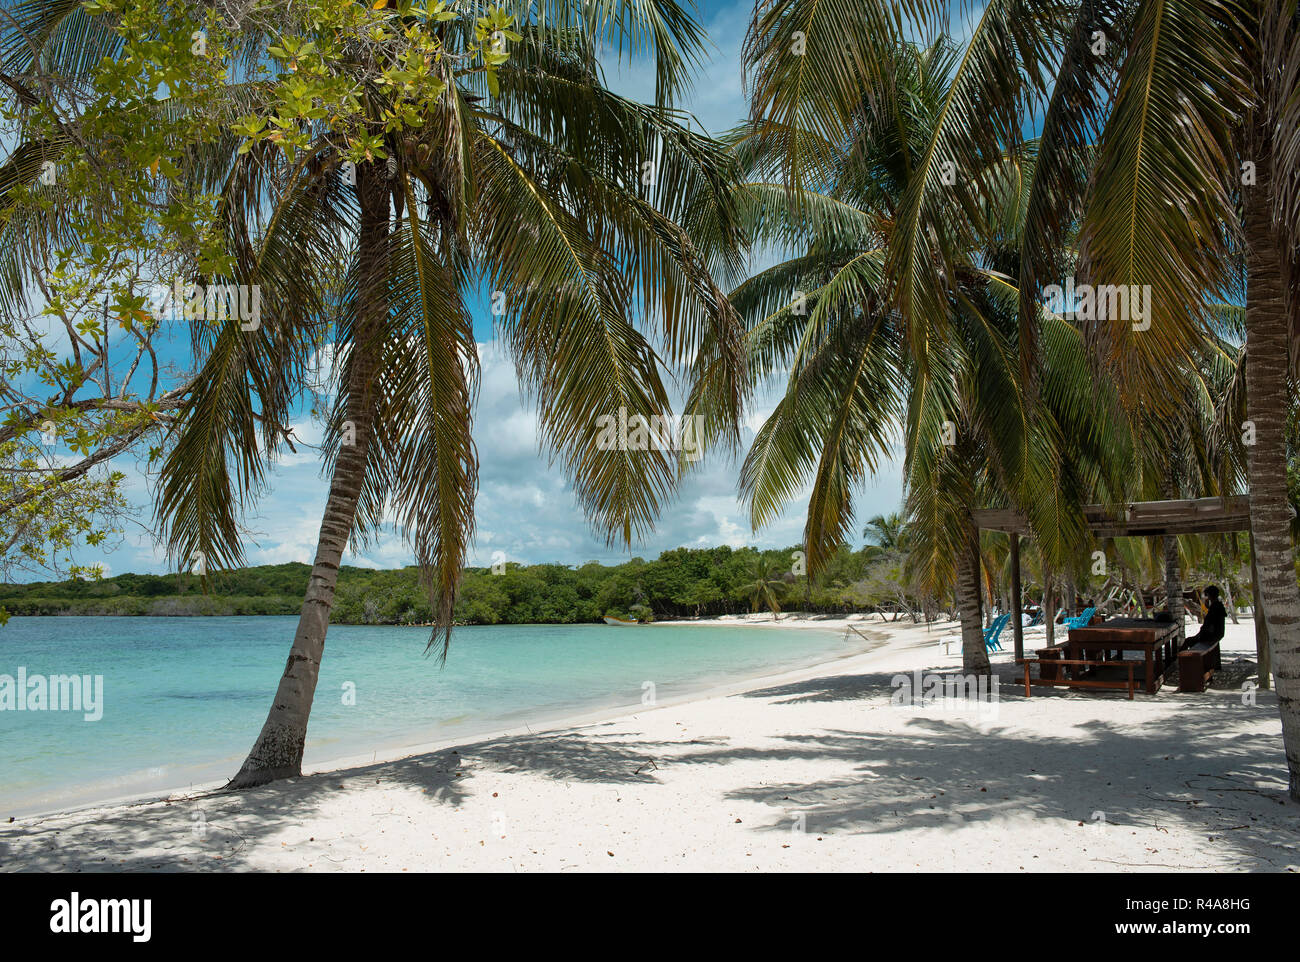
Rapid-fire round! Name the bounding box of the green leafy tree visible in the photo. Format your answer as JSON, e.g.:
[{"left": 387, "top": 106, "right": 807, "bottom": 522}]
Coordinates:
[
  {"left": 0, "top": 0, "right": 244, "bottom": 587},
  {"left": 738, "top": 552, "right": 785, "bottom": 617}
]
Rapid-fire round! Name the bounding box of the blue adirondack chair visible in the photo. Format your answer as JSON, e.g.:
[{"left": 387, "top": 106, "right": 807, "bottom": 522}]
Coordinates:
[
  {"left": 1063, "top": 605, "right": 1097, "bottom": 630},
  {"left": 984, "top": 613, "right": 1011, "bottom": 652}
]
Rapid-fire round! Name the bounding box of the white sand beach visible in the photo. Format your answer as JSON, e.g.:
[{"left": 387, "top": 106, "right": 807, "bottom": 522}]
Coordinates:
[{"left": 2, "top": 616, "right": 1296, "bottom": 872}]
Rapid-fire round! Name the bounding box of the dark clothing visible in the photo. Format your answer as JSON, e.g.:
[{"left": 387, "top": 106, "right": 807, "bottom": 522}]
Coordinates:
[{"left": 1187, "top": 599, "right": 1226, "bottom": 647}]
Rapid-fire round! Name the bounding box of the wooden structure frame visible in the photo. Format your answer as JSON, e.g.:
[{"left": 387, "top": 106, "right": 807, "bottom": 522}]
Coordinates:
[
  {"left": 971, "top": 496, "right": 1265, "bottom": 679},
  {"left": 1019, "top": 658, "right": 1137, "bottom": 699}
]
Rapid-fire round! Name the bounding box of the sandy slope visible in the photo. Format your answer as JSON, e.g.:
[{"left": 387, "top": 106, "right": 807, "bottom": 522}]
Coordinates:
[{"left": 2, "top": 616, "right": 1296, "bottom": 872}]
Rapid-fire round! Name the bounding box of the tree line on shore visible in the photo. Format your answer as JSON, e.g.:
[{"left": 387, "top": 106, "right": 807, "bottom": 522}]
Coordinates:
[
  {"left": 0, "top": 524, "right": 1268, "bottom": 628},
  {"left": 0, "top": 546, "right": 898, "bottom": 623}
]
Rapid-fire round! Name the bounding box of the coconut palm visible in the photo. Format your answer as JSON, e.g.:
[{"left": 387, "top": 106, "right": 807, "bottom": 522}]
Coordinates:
[
  {"left": 862, "top": 511, "right": 908, "bottom": 551},
  {"left": 948, "top": 0, "right": 1300, "bottom": 796},
  {"left": 729, "top": 0, "right": 1300, "bottom": 797},
  {"left": 740, "top": 553, "right": 786, "bottom": 617},
  {"left": 689, "top": 32, "right": 1130, "bottom": 674},
  {"left": 2, "top": 0, "right": 746, "bottom": 788},
  {"left": 1009, "top": 0, "right": 1300, "bottom": 796}
]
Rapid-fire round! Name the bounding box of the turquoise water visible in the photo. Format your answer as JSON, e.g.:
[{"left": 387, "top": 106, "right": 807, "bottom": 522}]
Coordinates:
[{"left": 0, "top": 616, "right": 854, "bottom": 815}]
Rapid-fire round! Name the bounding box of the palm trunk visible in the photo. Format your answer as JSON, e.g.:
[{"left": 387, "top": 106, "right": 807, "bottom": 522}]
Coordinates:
[
  {"left": 1243, "top": 127, "right": 1300, "bottom": 801},
  {"left": 956, "top": 512, "right": 990, "bottom": 674},
  {"left": 227, "top": 165, "right": 391, "bottom": 790}
]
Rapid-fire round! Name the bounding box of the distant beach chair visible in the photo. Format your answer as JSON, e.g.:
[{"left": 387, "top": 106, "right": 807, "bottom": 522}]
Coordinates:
[
  {"left": 1063, "top": 606, "right": 1096, "bottom": 630},
  {"left": 984, "top": 613, "right": 1011, "bottom": 652},
  {"left": 940, "top": 613, "right": 1008, "bottom": 655}
]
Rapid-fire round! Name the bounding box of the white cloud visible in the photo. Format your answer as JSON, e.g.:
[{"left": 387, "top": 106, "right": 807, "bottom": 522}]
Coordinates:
[
  {"left": 98, "top": 329, "right": 903, "bottom": 575},
  {"left": 604, "top": 0, "right": 751, "bottom": 136}
]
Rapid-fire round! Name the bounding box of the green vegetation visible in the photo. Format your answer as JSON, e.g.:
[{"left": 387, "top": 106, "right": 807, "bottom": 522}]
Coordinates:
[
  {"left": 5, "top": 529, "right": 1264, "bottom": 626},
  {"left": 0, "top": 544, "right": 922, "bottom": 624}
]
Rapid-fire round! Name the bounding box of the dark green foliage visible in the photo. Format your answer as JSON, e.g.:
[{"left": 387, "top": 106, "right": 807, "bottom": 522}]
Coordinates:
[{"left": 0, "top": 543, "right": 922, "bottom": 624}]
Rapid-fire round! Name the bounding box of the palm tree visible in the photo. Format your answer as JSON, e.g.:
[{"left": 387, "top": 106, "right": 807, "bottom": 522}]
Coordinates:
[
  {"left": 3, "top": 0, "right": 746, "bottom": 788},
  {"left": 1014, "top": 0, "right": 1300, "bottom": 797},
  {"left": 727, "top": 0, "right": 1300, "bottom": 798},
  {"left": 740, "top": 553, "right": 785, "bottom": 618},
  {"left": 862, "top": 512, "right": 907, "bottom": 551},
  {"left": 690, "top": 33, "right": 1128, "bottom": 674}
]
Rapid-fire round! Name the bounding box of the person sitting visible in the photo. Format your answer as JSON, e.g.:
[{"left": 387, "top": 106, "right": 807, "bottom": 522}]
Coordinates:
[{"left": 1184, "top": 585, "right": 1227, "bottom": 650}]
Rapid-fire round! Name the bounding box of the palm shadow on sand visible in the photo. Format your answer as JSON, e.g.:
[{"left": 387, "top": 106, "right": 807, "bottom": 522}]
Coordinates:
[{"left": 2, "top": 666, "right": 1295, "bottom": 871}]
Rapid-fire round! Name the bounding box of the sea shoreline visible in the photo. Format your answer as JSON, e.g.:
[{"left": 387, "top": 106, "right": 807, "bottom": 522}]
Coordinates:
[
  {"left": 1, "top": 614, "right": 887, "bottom": 820},
  {"left": 0, "top": 609, "right": 925, "bottom": 627},
  {"left": 4, "top": 615, "right": 1295, "bottom": 872}
]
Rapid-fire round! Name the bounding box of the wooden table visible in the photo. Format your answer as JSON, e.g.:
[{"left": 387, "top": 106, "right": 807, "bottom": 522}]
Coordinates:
[{"left": 1062, "top": 618, "right": 1182, "bottom": 694}]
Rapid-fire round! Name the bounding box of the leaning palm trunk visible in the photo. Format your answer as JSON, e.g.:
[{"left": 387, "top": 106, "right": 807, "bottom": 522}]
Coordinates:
[
  {"left": 227, "top": 166, "right": 390, "bottom": 789},
  {"left": 1243, "top": 134, "right": 1300, "bottom": 801},
  {"left": 956, "top": 515, "right": 990, "bottom": 674}
]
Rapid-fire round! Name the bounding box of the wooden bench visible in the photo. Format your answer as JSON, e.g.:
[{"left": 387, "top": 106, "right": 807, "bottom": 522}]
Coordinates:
[
  {"left": 1018, "top": 658, "right": 1137, "bottom": 700},
  {"left": 1177, "top": 638, "right": 1222, "bottom": 693},
  {"left": 1034, "top": 645, "right": 1064, "bottom": 680}
]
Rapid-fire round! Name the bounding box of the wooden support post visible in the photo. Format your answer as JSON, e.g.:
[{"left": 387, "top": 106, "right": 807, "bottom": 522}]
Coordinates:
[
  {"left": 1011, "top": 534, "right": 1024, "bottom": 662},
  {"left": 1044, "top": 570, "right": 1055, "bottom": 649}
]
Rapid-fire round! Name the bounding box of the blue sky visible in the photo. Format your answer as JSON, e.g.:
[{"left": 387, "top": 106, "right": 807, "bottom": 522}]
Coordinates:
[{"left": 91, "top": 0, "right": 905, "bottom": 577}]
